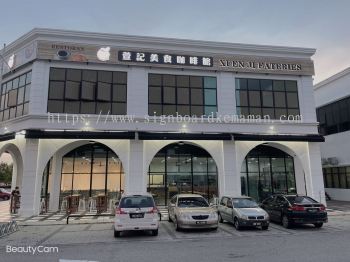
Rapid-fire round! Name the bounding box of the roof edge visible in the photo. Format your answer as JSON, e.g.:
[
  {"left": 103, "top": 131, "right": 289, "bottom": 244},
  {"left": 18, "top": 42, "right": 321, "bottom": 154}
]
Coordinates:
[
  {"left": 314, "top": 67, "right": 350, "bottom": 90},
  {"left": 1, "top": 28, "right": 316, "bottom": 57}
]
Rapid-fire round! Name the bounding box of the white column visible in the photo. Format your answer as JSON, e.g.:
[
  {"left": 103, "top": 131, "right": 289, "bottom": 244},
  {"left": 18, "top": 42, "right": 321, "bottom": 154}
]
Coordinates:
[
  {"left": 48, "top": 153, "right": 62, "bottom": 211},
  {"left": 217, "top": 72, "right": 235, "bottom": 116},
  {"left": 126, "top": 67, "right": 148, "bottom": 117},
  {"left": 305, "top": 142, "right": 326, "bottom": 204},
  {"left": 30, "top": 61, "right": 50, "bottom": 114},
  {"left": 126, "top": 139, "right": 145, "bottom": 194},
  {"left": 19, "top": 139, "right": 42, "bottom": 216},
  {"left": 222, "top": 140, "right": 240, "bottom": 196}
]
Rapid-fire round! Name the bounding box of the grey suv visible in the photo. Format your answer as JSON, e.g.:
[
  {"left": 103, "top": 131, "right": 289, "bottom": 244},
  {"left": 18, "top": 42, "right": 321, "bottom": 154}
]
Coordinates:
[{"left": 218, "top": 196, "right": 269, "bottom": 230}]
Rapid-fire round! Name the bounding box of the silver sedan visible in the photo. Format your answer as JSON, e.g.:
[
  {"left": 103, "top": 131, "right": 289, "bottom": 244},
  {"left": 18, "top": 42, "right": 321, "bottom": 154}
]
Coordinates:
[{"left": 168, "top": 194, "right": 218, "bottom": 231}]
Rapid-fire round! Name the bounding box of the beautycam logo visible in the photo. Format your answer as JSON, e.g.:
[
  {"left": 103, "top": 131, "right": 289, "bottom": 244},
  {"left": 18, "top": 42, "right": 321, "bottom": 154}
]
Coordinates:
[{"left": 6, "top": 245, "right": 59, "bottom": 255}]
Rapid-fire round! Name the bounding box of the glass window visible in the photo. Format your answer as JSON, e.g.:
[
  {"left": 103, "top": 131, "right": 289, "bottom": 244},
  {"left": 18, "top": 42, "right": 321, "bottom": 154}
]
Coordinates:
[
  {"left": 97, "top": 82, "right": 111, "bottom": 101},
  {"left": 48, "top": 68, "right": 127, "bottom": 115},
  {"left": 149, "top": 86, "right": 162, "bottom": 103},
  {"left": 204, "top": 89, "right": 216, "bottom": 105},
  {"left": 287, "top": 93, "right": 299, "bottom": 108},
  {"left": 113, "top": 84, "right": 127, "bottom": 102},
  {"left": 191, "top": 89, "right": 203, "bottom": 105},
  {"left": 65, "top": 101, "right": 80, "bottom": 113},
  {"left": 149, "top": 74, "right": 162, "bottom": 86},
  {"left": 82, "top": 70, "right": 97, "bottom": 82},
  {"left": 0, "top": 71, "right": 32, "bottom": 120},
  {"left": 262, "top": 91, "right": 274, "bottom": 107},
  {"left": 261, "top": 80, "right": 273, "bottom": 91},
  {"left": 163, "top": 87, "right": 176, "bottom": 104},
  {"left": 112, "top": 103, "right": 126, "bottom": 115},
  {"left": 177, "top": 75, "right": 189, "bottom": 87},
  {"left": 249, "top": 91, "right": 261, "bottom": 107},
  {"left": 248, "top": 79, "right": 260, "bottom": 90},
  {"left": 113, "top": 72, "right": 127, "bottom": 84},
  {"left": 81, "top": 81, "right": 95, "bottom": 100},
  {"left": 273, "top": 80, "right": 285, "bottom": 91},
  {"left": 236, "top": 90, "right": 248, "bottom": 107},
  {"left": 49, "top": 82, "right": 65, "bottom": 99},
  {"left": 285, "top": 81, "right": 298, "bottom": 91},
  {"left": 190, "top": 76, "right": 202, "bottom": 88},
  {"left": 149, "top": 74, "right": 216, "bottom": 116},
  {"left": 98, "top": 71, "right": 112, "bottom": 83},
  {"left": 274, "top": 92, "right": 286, "bottom": 107},
  {"left": 163, "top": 75, "right": 176, "bottom": 86},
  {"left": 66, "top": 69, "right": 81, "bottom": 81},
  {"left": 177, "top": 105, "right": 190, "bottom": 115},
  {"left": 81, "top": 102, "right": 96, "bottom": 114},
  {"left": 50, "top": 68, "right": 65, "bottom": 81},
  {"left": 65, "top": 81, "right": 80, "bottom": 100},
  {"left": 204, "top": 77, "right": 217, "bottom": 89},
  {"left": 177, "top": 88, "right": 189, "bottom": 104}
]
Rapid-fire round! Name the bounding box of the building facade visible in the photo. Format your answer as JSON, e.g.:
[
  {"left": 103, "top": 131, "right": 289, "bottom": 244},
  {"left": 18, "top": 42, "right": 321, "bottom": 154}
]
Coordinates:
[
  {"left": 0, "top": 28, "right": 325, "bottom": 216},
  {"left": 315, "top": 68, "right": 350, "bottom": 201}
]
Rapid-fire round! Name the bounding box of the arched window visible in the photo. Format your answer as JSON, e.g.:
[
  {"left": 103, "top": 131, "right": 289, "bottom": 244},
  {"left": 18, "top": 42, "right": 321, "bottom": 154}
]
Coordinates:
[
  {"left": 148, "top": 143, "right": 218, "bottom": 206},
  {"left": 241, "top": 145, "right": 296, "bottom": 202},
  {"left": 59, "top": 143, "right": 124, "bottom": 205}
]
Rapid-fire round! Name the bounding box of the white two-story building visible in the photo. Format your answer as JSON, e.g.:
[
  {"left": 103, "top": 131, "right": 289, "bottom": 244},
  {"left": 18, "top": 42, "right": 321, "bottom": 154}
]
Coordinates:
[
  {"left": 315, "top": 67, "right": 350, "bottom": 201},
  {"left": 0, "top": 28, "right": 325, "bottom": 216}
]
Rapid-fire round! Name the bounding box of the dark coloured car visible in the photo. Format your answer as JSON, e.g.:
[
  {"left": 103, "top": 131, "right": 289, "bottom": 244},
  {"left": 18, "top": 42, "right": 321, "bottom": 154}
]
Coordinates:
[
  {"left": 260, "top": 195, "right": 327, "bottom": 228},
  {"left": 0, "top": 188, "right": 11, "bottom": 200}
]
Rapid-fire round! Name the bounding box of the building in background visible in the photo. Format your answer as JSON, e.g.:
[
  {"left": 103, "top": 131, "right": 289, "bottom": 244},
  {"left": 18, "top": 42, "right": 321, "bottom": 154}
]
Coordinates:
[
  {"left": 315, "top": 67, "right": 350, "bottom": 201},
  {"left": 0, "top": 28, "right": 325, "bottom": 216}
]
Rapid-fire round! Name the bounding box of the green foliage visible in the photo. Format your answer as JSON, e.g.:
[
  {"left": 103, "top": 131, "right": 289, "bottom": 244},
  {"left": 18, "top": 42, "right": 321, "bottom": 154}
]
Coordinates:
[{"left": 0, "top": 162, "right": 13, "bottom": 184}]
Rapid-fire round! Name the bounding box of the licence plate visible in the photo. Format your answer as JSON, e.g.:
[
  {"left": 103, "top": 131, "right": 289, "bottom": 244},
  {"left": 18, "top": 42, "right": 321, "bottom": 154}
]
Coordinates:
[
  {"left": 308, "top": 208, "right": 317, "bottom": 213},
  {"left": 130, "top": 213, "right": 144, "bottom": 219},
  {"left": 196, "top": 221, "right": 207, "bottom": 224},
  {"left": 253, "top": 222, "right": 261, "bottom": 226}
]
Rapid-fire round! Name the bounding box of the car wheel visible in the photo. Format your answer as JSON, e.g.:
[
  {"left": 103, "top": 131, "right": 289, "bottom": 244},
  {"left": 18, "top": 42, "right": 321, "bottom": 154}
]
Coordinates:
[
  {"left": 282, "top": 215, "right": 292, "bottom": 229},
  {"left": 151, "top": 229, "right": 158, "bottom": 236},
  {"left": 114, "top": 230, "right": 121, "bottom": 238},
  {"left": 314, "top": 223, "right": 323, "bottom": 228},
  {"left": 262, "top": 225, "right": 269, "bottom": 230},
  {"left": 168, "top": 211, "right": 172, "bottom": 222},
  {"left": 218, "top": 213, "right": 224, "bottom": 223},
  {"left": 174, "top": 217, "right": 181, "bottom": 231},
  {"left": 234, "top": 218, "right": 241, "bottom": 230}
]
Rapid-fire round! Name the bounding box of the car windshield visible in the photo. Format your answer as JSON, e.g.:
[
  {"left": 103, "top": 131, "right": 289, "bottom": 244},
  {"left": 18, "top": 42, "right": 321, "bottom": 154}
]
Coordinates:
[
  {"left": 178, "top": 197, "right": 209, "bottom": 208},
  {"left": 232, "top": 198, "right": 258, "bottom": 208},
  {"left": 286, "top": 196, "right": 318, "bottom": 204},
  {"left": 119, "top": 196, "right": 154, "bottom": 208}
]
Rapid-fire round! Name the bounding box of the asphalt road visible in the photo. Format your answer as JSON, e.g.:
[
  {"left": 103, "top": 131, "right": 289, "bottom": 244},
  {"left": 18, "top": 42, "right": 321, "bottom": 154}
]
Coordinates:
[{"left": 1, "top": 216, "right": 350, "bottom": 262}]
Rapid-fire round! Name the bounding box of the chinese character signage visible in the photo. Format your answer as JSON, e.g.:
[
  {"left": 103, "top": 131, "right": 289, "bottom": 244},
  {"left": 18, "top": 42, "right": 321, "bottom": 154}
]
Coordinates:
[
  {"left": 33, "top": 41, "right": 314, "bottom": 76},
  {"left": 118, "top": 51, "right": 213, "bottom": 67}
]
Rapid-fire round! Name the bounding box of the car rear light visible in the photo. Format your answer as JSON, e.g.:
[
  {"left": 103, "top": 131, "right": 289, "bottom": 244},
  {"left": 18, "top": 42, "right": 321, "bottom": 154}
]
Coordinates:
[
  {"left": 319, "top": 205, "right": 326, "bottom": 211},
  {"left": 288, "top": 205, "right": 305, "bottom": 211},
  {"left": 115, "top": 208, "right": 126, "bottom": 215},
  {"left": 147, "top": 207, "right": 158, "bottom": 214}
]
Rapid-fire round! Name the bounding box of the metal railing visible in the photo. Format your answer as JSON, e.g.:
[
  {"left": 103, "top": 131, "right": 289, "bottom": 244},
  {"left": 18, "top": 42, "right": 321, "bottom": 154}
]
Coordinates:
[{"left": 0, "top": 221, "right": 19, "bottom": 238}]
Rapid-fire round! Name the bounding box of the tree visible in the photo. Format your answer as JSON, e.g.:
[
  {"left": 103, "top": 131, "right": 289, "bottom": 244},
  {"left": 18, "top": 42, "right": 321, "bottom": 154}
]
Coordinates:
[{"left": 0, "top": 162, "right": 13, "bottom": 184}]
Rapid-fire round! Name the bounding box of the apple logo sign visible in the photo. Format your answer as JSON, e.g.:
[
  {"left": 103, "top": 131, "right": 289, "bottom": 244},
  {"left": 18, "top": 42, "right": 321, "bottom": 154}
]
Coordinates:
[
  {"left": 8, "top": 54, "right": 15, "bottom": 69},
  {"left": 97, "top": 47, "right": 111, "bottom": 62}
]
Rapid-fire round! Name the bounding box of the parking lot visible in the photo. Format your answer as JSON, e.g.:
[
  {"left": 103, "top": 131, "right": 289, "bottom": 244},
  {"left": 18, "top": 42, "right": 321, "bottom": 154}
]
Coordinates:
[{"left": 1, "top": 214, "right": 350, "bottom": 246}]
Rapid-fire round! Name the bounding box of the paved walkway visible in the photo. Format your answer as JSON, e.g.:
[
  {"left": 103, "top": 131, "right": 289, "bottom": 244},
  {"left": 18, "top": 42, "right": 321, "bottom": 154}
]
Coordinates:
[{"left": 1, "top": 199, "right": 350, "bottom": 225}]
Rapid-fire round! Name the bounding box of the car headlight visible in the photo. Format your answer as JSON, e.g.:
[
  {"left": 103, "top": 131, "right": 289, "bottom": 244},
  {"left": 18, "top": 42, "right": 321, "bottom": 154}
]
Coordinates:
[
  {"left": 240, "top": 214, "right": 248, "bottom": 220},
  {"left": 179, "top": 213, "right": 191, "bottom": 220},
  {"left": 209, "top": 212, "right": 218, "bottom": 219}
]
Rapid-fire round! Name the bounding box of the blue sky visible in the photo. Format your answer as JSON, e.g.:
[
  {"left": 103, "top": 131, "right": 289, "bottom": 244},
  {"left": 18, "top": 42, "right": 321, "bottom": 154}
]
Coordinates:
[{"left": 1, "top": 0, "right": 349, "bottom": 84}]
